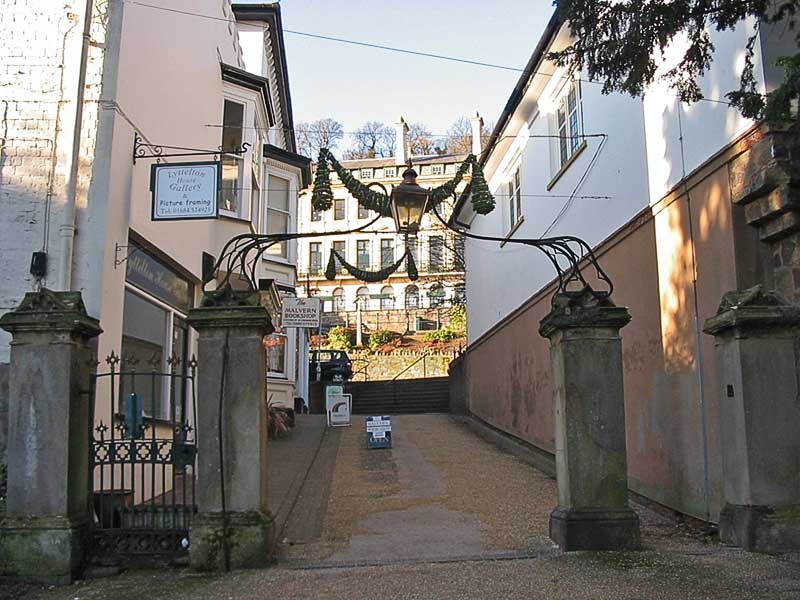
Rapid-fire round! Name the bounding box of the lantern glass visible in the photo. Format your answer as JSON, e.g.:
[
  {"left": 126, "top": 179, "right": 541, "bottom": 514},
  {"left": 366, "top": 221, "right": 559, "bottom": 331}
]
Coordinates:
[{"left": 390, "top": 167, "right": 429, "bottom": 234}]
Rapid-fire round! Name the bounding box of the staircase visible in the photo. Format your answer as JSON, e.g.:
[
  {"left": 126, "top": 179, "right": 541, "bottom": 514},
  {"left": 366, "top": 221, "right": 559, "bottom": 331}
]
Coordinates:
[{"left": 349, "top": 377, "right": 450, "bottom": 415}]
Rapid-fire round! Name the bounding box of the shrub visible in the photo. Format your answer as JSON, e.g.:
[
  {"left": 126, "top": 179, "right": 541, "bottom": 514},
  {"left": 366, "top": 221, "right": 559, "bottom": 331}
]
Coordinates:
[
  {"left": 327, "top": 326, "right": 353, "bottom": 350},
  {"left": 423, "top": 328, "right": 460, "bottom": 343},
  {"left": 368, "top": 329, "right": 394, "bottom": 350},
  {"left": 267, "top": 399, "right": 290, "bottom": 439},
  {"left": 448, "top": 304, "right": 466, "bottom": 334}
]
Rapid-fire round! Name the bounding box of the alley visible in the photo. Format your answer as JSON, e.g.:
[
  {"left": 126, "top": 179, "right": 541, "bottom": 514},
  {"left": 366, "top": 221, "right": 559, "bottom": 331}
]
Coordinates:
[{"left": 12, "top": 414, "right": 800, "bottom": 600}]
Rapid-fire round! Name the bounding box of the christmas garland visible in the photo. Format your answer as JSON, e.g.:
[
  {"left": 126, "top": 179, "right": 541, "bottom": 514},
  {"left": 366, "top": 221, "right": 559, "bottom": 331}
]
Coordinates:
[
  {"left": 310, "top": 149, "right": 495, "bottom": 217},
  {"left": 325, "top": 249, "right": 419, "bottom": 283}
]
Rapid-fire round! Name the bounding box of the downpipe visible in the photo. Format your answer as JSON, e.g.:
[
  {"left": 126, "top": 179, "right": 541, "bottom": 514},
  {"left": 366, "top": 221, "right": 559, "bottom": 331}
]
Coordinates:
[{"left": 57, "top": 0, "right": 94, "bottom": 290}]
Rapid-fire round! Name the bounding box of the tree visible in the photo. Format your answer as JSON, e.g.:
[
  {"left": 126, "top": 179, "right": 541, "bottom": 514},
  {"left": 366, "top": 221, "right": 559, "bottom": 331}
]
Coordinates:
[
  {"left": 549, "top": 1, "right": 800, "bottom": 121},
  {"left": 408, "top": 122, "right": 445, "bottom": 156},
  {"left": 343, "top": 121, "right": 396, "bottom": 159},
  {"left": 295, "top": 118, "right": 344, "bottom": 158},
  {"left": 444, "top": 116, "right": 494, "bottom": 154}
]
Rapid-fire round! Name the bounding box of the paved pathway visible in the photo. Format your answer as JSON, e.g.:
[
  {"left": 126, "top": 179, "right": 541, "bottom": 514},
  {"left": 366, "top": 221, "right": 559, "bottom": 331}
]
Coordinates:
[{"left": 9, "top": 414, "right": 800, "bottom": 599}]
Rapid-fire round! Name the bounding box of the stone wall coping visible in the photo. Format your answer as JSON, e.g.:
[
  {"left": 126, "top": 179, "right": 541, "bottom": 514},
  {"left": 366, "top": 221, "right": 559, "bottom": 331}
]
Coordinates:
[
  {"left": 187, "top": 304, "right": 274, "bottom": 334},
  {"left": 703, "top": 304, "right": 800, "bottom": 336},
  {"left": 539, "top": 304, "right": 632, "bottom": 339},
  {"left": 0, "top": 289, "right": 102, "bottom": 339}
]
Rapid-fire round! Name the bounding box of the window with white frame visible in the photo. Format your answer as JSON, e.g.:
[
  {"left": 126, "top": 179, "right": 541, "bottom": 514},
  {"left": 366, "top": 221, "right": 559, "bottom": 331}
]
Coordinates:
[
  {"left": 383, "top": 167, "right": 395, "bottom": 178},
  {"left": 555, "top": 79, "right": 583, "bottom": 168},
  {"left": 309, "top": 242, "right": 322, "bottom": 275},
  {"left": 333, "top": 287, "right": 345, "bottom": 311},
  {"left": 507, "top": 164, "right": 522, "bottom": 229},
  {"left": 357, "top": 240, "right": 370, "bottom": 269},
  {"left": 250, "top": 134, "right": 264, "bottom": 230},
  {"left": 360, "top": 168, "right": 373, "bottom": 179},
  {"left": 380, "top": 285, "right": 394, "bottom": 309},
  {"left": 220, "top": 99, "right": 245, "bottom": 215},
  {"left": 265, "top": 175, "right": 290, "bottom": 258},
  {"left": 431, "top": 164, "right": 443, "bottom": 176},
  {"left": 334, "top": 197, "right": 345, "bottom": 220},
  {"left": 333, "top": 240, "right": 346, "bottom": 273}
]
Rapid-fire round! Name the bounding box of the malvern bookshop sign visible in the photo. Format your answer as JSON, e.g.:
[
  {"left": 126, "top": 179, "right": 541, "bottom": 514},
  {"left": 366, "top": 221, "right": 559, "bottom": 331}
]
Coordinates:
[{"left": 151, "top": 161, "right": 220, "bottom": 220}]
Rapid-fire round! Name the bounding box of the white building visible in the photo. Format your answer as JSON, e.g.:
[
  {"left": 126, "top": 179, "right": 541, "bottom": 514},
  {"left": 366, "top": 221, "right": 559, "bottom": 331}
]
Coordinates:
[
  {"left": 451, "top": 12, "right": 799, "bottom": 524},
  {"left": 296, "top": 117, "right": 483, "bottom": 334},
  {"left": 0, "top": 1, "right": 310, "bottom": 410}
]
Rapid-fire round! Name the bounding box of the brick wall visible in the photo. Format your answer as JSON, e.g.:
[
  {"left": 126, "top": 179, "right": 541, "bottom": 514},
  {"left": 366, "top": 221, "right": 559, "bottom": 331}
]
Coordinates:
[{"left": 0, "top": 1, "right": 108, "bottom": 361}]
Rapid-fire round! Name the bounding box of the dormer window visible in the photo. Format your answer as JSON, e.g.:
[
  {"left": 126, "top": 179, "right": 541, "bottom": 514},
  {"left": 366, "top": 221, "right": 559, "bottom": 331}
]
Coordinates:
[
  {"left": 360, "top": 168, "right": 373, "bottom": 179},
  {"left": 431, "top": 164, "right": 443, "bottom": 176}
]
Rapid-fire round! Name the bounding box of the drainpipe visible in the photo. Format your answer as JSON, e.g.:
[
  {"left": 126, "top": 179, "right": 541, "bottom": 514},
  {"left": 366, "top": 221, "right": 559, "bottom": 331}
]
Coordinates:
[{"left": 57, "top": 0, "right": 94, "bottom": 290}]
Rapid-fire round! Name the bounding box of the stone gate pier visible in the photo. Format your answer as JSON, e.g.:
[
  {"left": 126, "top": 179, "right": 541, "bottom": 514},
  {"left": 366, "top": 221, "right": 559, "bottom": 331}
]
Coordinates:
[
  {"left": 539, "top": 291, "right": 640, "bottom": 551},
  {"left": 0, "top": 290, "right": 102, "bottom": 583},
  {"left": 704, "top": 286, "right": 800, "bottom": 552},
  {"left": 187, "top": 287, "right": 275, "bottom": 570}
]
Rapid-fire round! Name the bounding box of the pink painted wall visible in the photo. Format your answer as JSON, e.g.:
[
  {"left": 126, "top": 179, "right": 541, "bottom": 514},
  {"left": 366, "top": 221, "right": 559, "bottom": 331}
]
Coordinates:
[{"left": 460, "top": 153, "right": 753, "bottom": 522}]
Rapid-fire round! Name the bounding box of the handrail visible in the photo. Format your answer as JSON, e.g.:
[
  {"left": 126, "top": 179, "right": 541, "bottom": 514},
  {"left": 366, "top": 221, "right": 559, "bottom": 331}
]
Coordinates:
[{"left": 390, "top": 351, "right": 430, "bottom": 381}]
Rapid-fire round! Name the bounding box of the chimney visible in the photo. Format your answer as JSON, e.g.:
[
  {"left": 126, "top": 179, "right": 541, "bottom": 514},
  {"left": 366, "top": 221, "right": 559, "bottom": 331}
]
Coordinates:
[
  {"left": 470, "top": 111, "right": 484, "bottom": 156},
  {"left": 395, "top": 116, "right": 409, "bottom": 165}
]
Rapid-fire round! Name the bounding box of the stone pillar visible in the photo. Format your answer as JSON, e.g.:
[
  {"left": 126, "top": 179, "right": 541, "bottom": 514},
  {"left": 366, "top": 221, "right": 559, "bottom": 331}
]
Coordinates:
[
  {"left": 0, "top": 290, "right": 102, "bottom": 583},
  {"left": 539, "top": 292, "right": 640, "bottom": 551},
  {"left": 186, "top": 288, "right": 274, "bottom": 570},
  {"left": 703, "top": 285, "right": 800, "bottom": 552}
]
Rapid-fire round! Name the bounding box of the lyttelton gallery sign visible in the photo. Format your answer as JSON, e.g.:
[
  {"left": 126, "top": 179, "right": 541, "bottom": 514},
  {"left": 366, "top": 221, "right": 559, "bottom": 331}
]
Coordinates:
[{"left": 150, "top": 161, "right": 220, "bottom": 220}]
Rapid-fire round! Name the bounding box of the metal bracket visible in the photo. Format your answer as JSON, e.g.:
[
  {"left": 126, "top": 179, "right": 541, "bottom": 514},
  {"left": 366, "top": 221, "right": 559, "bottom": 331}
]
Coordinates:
[
  {"left": 114, "top": 243, "right": 141, "bottom": 268},
  {"left": 132, "top": 132, "right": 251, "bottom": 164}
]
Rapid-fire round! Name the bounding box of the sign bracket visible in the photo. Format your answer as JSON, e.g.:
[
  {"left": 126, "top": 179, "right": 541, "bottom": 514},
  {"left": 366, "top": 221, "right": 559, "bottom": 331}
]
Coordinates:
[
  {"left": 114, "top": 243, "right": 143, "bottom": 269},
  {"left": 133, "top": 132, "right": 251, "bottom": 164}
]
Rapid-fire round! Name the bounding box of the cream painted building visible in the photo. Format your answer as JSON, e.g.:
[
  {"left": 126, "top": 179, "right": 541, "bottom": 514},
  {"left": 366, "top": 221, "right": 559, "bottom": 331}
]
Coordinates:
[
  {"left": 296, "top": 117, "right": 483, "bottom": 333},
  {"left": 0, "top": 1, "right": 311, "bottom": 418}
]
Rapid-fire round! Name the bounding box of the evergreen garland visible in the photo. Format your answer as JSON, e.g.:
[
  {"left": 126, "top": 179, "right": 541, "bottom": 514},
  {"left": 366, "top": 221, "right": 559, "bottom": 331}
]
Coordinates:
[
  {"left": 325, "top": 151, "right": 393, "bottom": 217},
  {"left": 427, "top": 154, "right": 495, "bottom": 215},
  {"left": 325, "top": 249, "right": 412, "bottom": 283},
  {"left": 311, "top": 149, "right": 334, "bottom": 212},
  {"left": 311, "top": 150, "right": 495, "bottom": 219},
  {"left": 468, "top": 157, "right": 495, "bottom": 215}
]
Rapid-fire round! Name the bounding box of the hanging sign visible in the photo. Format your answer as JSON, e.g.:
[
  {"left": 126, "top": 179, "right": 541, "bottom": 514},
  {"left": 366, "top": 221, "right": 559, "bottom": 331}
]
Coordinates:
[
  {"left": 150, "top": 161, "right": 220, "bottom": 221},
  {"left": 281, "top": 297, "right": 321, "bottom": 328}
]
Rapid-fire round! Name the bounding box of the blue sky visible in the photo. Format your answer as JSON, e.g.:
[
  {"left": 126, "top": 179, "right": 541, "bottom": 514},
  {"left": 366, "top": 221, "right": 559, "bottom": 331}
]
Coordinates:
[{"left": 242, "top": 0, "right": 554, "bottom": 144}]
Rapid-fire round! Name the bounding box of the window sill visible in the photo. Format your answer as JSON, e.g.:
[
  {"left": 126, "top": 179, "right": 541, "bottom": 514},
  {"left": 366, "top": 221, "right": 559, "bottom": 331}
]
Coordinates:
[
  {"left": 500, "top": 216, "right": 525, "bottom": 247},
  {"left": 219, "top": 213, "right": 256, "bottom": 230},
  {"left": 546, "top": 140, "right": 587, "bottom": 191}
]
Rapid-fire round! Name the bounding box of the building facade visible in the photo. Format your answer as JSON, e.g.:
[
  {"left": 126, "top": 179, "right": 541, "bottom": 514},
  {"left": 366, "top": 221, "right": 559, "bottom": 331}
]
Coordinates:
[
  {"left": 296, "top": 117, "right": 482, "bottom": 337},
  {"left": 452, "top": 12, "right": 799, "bottom": 527},
  {"left": 0, "top": 0, "right": 310, "bottom": 425}
]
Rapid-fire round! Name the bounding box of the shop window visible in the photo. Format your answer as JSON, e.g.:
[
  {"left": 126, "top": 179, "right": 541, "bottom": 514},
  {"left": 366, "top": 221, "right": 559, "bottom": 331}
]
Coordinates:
[{"left": 265, "top": 333, "right": 286, "bottom": 375}]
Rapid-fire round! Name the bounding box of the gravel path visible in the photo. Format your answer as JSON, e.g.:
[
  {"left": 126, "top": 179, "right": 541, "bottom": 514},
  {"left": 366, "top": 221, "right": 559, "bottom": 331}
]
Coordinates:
[{"left": 7, "top": 414, "right": 800, "bottom": 599}]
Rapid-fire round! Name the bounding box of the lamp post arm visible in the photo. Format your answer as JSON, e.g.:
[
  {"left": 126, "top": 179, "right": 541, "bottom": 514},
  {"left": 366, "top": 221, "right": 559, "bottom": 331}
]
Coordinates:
[
  {"left": 430, "top": 202, "right": 614, "bottom": 303},
  {"left": 206, "top": 213, "right": 385, "bottom": 293}
]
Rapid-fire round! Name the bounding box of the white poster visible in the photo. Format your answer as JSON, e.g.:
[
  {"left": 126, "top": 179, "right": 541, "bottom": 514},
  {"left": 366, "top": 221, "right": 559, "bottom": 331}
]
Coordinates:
[
  {"left": 328, "top": 394, "right": 352, "bottom": 427},
  {"left": 151, "top": 162, "right": 220, "bottom": 220},
  {"left": 282, "top": 297, "right": 321, "bottom": 328}
]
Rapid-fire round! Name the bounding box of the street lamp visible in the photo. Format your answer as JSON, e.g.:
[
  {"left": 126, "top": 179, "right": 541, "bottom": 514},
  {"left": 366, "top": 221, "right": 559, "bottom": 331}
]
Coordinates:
[{"left": 390, "top": 163, "right": 429, "bottom": 234}]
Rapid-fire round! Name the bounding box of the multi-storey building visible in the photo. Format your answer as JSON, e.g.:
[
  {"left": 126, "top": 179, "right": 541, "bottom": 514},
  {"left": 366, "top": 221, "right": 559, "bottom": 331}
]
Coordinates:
[
  {"left": 297, "top": 117, "right": 482, "bottom": 334},
  {"left": 0, "top": 1, "right": 310, "bottom": 416}
]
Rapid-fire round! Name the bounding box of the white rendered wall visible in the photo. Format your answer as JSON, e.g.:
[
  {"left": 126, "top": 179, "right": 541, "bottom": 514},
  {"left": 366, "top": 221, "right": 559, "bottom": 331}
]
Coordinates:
[{"left": 465, "top": 77, "right": 650, "bottom": 342}]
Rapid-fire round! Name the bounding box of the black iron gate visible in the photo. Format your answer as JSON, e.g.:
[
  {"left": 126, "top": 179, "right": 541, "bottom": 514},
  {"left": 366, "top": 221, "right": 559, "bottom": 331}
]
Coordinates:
[{"left": 87, "top": 352, "right": 197, "bottom": 562}]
